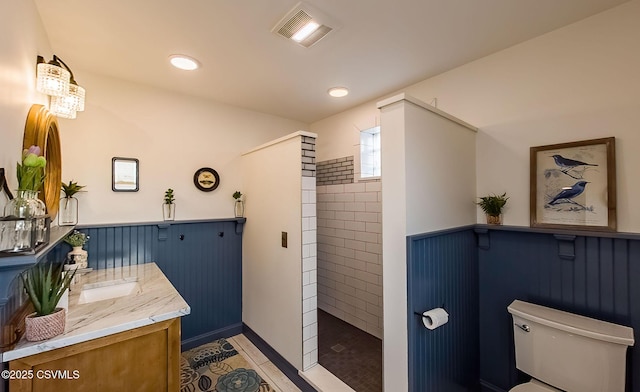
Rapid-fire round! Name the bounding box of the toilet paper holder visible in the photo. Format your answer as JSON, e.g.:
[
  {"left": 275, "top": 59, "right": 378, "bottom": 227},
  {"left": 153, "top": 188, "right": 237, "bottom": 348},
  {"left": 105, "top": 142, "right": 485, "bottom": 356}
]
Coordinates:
[
  {"left": 414, "top": 304, "right": 449, "bottom": 330},
  {"left": 413, "top": 303, "right": 446, "bottom": 317}
]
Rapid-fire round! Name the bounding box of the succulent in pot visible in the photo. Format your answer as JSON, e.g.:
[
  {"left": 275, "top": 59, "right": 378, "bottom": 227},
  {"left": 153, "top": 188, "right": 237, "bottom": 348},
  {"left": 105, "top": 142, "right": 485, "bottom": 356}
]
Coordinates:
[
  {"left": 477, "top": 192, "right": 509, "bottom": 225},
  {"left": 64, "top": 230, "right": 90, "bottom": 269},
  {"left": 20, "top": 262, "right": 76, "bottom": 341},
  {"left": 64, "top": 230, "right": 90, "bottom": 248},
  {"left": 233, "top": 191, "right": 244, "bottom": 218},
  {"left": 59, "top": 180, "right": 86, "bottom": 226},
  {"left": 164, "top": 188, "right": 175, "bottom": 205},
  {"left": 163, "top": 188, "right": 175, "bottom": 221},
  {"left": 61, "top": 180, "right": 86, "bottom": 199}
]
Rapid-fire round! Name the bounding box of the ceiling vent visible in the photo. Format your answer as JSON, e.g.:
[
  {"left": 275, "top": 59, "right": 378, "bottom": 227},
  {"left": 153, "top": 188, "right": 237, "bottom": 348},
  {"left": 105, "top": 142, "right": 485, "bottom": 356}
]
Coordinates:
[{"left": 272, "top": 2, "right": 334, "bottom": 48}]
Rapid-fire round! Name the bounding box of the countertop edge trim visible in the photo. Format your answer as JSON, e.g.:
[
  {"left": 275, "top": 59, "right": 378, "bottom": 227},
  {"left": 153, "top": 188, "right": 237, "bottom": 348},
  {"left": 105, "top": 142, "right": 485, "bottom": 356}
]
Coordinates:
[{"left": 1, "top": 307, "right": 190, "bottom": 362}]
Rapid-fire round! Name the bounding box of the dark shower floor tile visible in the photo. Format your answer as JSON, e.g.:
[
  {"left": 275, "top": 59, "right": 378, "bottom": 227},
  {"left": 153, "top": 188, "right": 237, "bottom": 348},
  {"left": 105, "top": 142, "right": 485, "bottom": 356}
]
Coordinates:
[{"left": 318, "top": 310, "right": 382, "bottom": 392}]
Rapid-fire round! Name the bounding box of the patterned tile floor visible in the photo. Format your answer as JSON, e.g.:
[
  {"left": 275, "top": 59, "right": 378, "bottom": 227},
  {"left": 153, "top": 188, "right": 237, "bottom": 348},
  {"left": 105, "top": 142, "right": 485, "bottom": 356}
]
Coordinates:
[{"left": 317, "top": 310, "right": 383, "bottom": 392}]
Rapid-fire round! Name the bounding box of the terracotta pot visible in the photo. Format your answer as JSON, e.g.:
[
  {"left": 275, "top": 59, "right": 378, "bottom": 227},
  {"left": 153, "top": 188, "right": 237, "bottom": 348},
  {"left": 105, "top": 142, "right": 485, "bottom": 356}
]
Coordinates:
[
  {"left": 25, "top": 308, "right": 66, "bottom": 342},
  {"left": 486, "top": 214, "right": 502, "bottom": 225}
]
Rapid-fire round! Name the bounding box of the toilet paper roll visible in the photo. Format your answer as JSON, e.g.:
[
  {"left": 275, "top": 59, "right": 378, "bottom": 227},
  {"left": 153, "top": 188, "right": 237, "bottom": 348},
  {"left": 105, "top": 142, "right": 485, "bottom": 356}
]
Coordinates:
[{"left": 422, "top": 308, "right": 449, "bottom": 330}]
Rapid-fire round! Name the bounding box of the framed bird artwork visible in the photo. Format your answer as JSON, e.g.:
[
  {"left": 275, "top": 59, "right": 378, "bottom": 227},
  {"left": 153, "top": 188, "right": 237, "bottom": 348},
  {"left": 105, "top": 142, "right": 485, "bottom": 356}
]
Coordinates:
[{"left": 530, "top": 137, "right": 616, "bottom": 231}]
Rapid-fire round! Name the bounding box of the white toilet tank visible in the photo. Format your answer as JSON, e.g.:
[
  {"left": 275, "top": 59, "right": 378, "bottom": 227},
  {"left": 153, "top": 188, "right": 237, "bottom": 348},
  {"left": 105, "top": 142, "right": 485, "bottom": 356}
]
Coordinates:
[{"left": 508, "top": 300, "right": 634, "bottom": 392}]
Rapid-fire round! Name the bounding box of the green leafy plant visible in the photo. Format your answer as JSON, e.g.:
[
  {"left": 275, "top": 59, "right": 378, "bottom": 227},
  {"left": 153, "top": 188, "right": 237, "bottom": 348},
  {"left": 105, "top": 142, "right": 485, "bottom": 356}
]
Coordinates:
[
  {"left": 17, "top": 145, "right": 46, "bottom": 191},
  {"left": 64, "top": 230, "right": 90, "bottom": 247},
  {"left": 21, "top": 262, "right": 76, "bottom": 316},
  {"left": 61, "top": 180, "right": 86, "bottom": 198},
  {"left": 476, "top": 193, "right": 509, "bottom": 216},
  {"left": 164, "top": 188, "right": 175, "bottom": 205},
  {"left": 233, "top": 191, "right": 243, "bottom": 200}
]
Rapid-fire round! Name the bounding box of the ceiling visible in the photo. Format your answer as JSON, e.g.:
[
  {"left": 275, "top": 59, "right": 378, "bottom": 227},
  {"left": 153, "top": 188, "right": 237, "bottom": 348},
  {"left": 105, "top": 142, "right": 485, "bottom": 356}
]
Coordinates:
[{"left": 34, "top": 0, "right": 628, "bottom": 123}]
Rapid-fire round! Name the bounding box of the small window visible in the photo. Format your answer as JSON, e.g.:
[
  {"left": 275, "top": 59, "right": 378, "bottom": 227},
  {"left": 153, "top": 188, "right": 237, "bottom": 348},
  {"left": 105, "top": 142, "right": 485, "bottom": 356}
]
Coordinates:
[{"left": 360, "top": 126, "right": 381, "bottom": 178}]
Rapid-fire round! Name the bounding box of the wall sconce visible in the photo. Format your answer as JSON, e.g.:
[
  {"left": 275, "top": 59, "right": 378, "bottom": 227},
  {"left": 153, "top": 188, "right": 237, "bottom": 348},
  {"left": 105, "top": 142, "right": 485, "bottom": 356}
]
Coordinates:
[{"left": 36, "top": 55, "right": 86, "bottom": 119}]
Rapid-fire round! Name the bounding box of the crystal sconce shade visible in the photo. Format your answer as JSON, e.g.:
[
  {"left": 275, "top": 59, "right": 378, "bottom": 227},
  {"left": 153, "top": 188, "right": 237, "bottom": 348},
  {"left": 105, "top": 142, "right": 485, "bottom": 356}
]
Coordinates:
[
  {"left": 36, "top": 55, "right": 86, "bottom": 119},
  {"left": 69, "top": 83, "right": 86, "bottom": 112},
  {"left": 36, "top": 61, "right": 70, "bottom": 96},
  {"left": 49, "top": 96, "right": 77, "bottom": 119}
]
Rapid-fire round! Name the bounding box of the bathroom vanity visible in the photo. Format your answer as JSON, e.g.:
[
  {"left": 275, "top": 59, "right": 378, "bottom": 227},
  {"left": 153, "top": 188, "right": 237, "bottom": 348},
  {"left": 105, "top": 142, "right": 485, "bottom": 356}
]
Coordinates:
[{"left": 2, "top": 263, "right": 190, "bottom": 392}]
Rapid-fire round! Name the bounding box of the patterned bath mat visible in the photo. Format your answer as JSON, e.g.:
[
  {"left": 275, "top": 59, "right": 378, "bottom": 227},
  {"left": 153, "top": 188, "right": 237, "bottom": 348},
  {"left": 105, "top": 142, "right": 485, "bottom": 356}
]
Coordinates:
[{"left": 181, "top": 338, "right": 275, "bottom": 392}]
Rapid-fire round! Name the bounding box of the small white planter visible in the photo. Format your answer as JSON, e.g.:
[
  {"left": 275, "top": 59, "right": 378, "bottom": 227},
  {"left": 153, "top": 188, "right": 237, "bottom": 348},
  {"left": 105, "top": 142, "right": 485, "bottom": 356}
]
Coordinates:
[{"left": 163, "top": 203, "right": 175, "bottom": 221}]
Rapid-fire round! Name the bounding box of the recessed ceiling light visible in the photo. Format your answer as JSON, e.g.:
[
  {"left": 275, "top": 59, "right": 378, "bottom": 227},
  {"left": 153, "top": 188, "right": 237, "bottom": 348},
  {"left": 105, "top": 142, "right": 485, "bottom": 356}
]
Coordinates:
[
  {"left": 169, "top": 55, "right": 200, "bottom": 71},
  {"left": 328, "top": 87, "right": 349, "bottom": 98}
]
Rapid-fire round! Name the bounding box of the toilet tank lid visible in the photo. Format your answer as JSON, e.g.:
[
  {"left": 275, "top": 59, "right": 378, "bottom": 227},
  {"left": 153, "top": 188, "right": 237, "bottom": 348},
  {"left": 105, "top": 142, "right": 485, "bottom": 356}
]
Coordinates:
[{"left": 508, "top": 300, "right": 634, "bottom": 346}]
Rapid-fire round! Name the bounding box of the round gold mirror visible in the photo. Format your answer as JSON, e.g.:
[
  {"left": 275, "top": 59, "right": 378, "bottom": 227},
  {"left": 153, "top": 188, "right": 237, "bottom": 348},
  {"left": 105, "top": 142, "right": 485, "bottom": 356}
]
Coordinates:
[{"left": 23, "top": 104, "right": 62, "bottom": 219}]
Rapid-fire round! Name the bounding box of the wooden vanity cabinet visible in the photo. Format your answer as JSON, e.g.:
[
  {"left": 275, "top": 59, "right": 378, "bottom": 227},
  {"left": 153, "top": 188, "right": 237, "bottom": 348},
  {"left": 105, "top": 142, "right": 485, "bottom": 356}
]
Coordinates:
[{"left": 9, "top": 318, "right": 180, "bottom": 392}]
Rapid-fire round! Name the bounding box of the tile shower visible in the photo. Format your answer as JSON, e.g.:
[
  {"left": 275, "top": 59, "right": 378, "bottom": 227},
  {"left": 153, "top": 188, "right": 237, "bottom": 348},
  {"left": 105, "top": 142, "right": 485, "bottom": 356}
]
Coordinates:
[{"left": 315, "top": 156, "right": 383, "bottom": 390}]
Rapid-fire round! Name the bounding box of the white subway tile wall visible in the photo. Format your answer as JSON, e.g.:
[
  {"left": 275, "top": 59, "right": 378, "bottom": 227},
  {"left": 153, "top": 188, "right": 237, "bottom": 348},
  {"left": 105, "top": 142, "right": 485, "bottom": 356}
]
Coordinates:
[
  {"left": 301, "top": 136, "right": 318, "bottom": 370},
  {"left": 316, "top": 179, "right": 383, "bottom": 339}
]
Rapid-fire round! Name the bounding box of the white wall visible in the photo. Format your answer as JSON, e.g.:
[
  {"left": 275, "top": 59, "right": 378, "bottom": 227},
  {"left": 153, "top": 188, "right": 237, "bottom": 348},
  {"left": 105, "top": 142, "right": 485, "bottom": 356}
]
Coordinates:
[
  {"left": 379, "top": 95, "right": 477, "bottom": 392},
  {"left": 0, "top": 0, "right": 52, "bottom": 212},
  {"left": 403, "top": 0, "right": 640, "bottom": 231},
  {"left": 241, "top": 133, "right": 304, "bottom": 370},
  {"left": 312, "top": 0, "right": 640, "bottom": 233},
  {"left": 57, "top": 72, "right": 307, "bottom": 224},
  {"left": 310, "top": 102, "right": 380, "bottom": 163},
  {"left": 402, "top": 100, "right": 477, "bottom": 235},
  {"left": 377, "top": 99, "right": 407, "bottom": 392}
]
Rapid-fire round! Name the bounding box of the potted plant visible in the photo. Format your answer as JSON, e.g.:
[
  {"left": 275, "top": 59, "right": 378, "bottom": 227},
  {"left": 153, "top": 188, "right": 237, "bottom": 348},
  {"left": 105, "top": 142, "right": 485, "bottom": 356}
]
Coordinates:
[
  {"left": 477, "top": 192, "right": 509, "bottom": 225},
  {"left": 64, "top": 230, "right": 90, "bottom": 269},
  {"left": 21, "top": 262, "right": 76, "bottom": 341},
  {"left": 59, "top": 180, "right": 85, "bottom": 226},
  {"left": 163, "top": 188, "right": 175, "bottom": 221},
  {"left": 233, "top": 191, "right": 244, "bottom": 218}
]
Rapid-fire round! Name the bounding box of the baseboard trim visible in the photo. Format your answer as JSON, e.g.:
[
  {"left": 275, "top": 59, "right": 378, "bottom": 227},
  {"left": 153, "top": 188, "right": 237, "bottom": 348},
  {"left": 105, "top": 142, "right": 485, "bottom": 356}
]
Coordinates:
[
  {"left": 181, "top": 323, "right": 243, "bottom": 351},
  {"left": 242, "top": 324, "right": 317, "bottom": 392}
]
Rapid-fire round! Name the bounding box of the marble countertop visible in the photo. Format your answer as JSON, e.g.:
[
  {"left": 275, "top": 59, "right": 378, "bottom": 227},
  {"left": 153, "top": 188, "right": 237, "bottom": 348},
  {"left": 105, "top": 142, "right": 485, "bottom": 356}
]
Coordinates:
[{"left": 2, "top": 262, "right": 190, "bottom": 362}]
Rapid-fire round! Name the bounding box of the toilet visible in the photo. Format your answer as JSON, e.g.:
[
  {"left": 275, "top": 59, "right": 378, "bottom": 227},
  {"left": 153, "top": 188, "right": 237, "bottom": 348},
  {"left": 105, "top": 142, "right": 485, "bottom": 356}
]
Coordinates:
[{"left": 507, "top": 300, "right": 635, "bottom": 392}]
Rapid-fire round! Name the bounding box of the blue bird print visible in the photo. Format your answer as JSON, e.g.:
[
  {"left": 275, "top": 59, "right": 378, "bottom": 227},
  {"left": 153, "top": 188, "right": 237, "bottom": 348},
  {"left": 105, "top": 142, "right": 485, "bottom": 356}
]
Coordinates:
[
  {"left": 548, "top": 181, "right": 589, "bottom": 206},
  {"left": 551, "top": 154, "right": 597, "bottom": 170}
]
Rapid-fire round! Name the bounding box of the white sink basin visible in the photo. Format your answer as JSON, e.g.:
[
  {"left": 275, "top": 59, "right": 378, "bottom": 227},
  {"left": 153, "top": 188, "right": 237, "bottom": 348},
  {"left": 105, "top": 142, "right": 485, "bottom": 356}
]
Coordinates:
[{"left": 78, "top": 277, "right": 141, "bottom": 304}]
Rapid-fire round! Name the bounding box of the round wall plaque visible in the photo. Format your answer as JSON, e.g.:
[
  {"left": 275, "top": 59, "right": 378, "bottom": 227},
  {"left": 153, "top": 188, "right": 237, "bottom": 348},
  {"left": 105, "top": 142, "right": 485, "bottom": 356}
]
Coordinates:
[{"left": 193, "top": 167, "right": 220, "bottom": 192}]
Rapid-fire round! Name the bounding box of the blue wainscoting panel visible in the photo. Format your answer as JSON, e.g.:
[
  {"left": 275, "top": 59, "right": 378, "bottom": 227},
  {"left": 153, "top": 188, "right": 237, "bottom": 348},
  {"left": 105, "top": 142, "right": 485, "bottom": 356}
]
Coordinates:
[
  {"left": 51, "top": 220, "right": 243, "bottom": 349},
  {"left": 81, "top": 224, "right": 160, "bottom": 269},
  {"left": 478, "top": 229, "right": 640, "bottom": 392},
  {"left": 407, "top": 227, "right": 479, "bottom": 392},
  {"left": 157, "top": 222, "right": 243, "bottom": 349}
]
